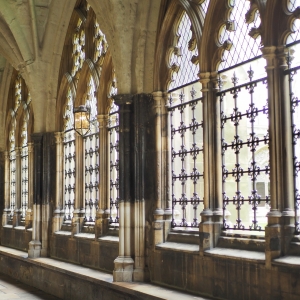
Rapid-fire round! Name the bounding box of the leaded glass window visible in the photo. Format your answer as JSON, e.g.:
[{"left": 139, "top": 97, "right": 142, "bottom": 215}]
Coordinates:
[
  {"left": 108, "top": 80, "right": 119, "bottom": 224},
  {"left": 287, "top": 0, "right": 300, "bottom": 13},
  {"left": 72, "top": 18, "right": 85, "bottom": 77},
  {"left": 168, "top": 11, "right": 204, "bottom": 228},
  {"left": 20, "top": 94, "right": 31, "bottom": 219},
  {"left": 285, "top": 12, "right": 300, "bottom": 234},
  {"left": 63, "top": 89, "right": 76, "bottom": 221},
  {"left": 9, "top": 143, "right": 16, "bottom": 220},
  {"left": 218, "top": 1, "right": 270, "bottom": 231},
  {"left": 83, "top": 76, "right": 99, "bottom": 222}
]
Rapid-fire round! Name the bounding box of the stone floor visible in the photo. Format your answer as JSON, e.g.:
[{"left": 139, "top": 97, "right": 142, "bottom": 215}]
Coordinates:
[{"left": 0, "top": 273, "right": 60, "bottom": 299}]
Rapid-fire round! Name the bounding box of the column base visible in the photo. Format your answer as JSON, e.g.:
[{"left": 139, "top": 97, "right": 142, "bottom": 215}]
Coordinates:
[
  {"left": 133, "top": 267, "right": 150, "bottom": 282},
  {"left": 113, "top": 256, "right": 134, "bottom": 282},
  {"left": 28, "top": 240, "right": 41, "bottom": 258}
]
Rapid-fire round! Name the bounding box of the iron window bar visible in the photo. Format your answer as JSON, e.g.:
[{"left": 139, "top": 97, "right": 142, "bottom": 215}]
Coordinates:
[
  {"left": 168, "top": 84, "right": 204, "bottom": 228},
  {"left": 20, "top": 146, "right": 28, "bottom": 220},
  {"left": 83, "top": 131, "right": 99, "bottom": 223},
  {"left": 9, "top": 150, "right": 16, "bottom": 220},
  {"left": 63, "top": 132, "right": 76, "bottom": 222},
  {"left": 218, "top": 68, "right": 270, "bottom": 231},
  {"left": 108, "top": 107, "right": 119, "bottom": 224}
]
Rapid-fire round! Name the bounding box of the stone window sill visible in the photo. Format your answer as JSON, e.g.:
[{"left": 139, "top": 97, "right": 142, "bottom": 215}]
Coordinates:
[
  {"left": 54, "top": 231, "right": 72, "bottom": 236},
  {"left": 14, "top": 226, "right": 26, "bottom": 231},
  {"left": 98, "top": 236, "right": 119, "bottom": 243},
  {"left": 3, "top": 225, "right": 13, "bottom": 229},
  {"left": 273, "top": 256, "right": 300, "bottom": 268},
  {"left": 74, "top": 233, "right": 95, "bottom": 240},
  {"left": 156, "top": 242, "right": 199, "bottom": 253},
  {"left": 205, "top": 247, "right": 265, "bottom": 263}
]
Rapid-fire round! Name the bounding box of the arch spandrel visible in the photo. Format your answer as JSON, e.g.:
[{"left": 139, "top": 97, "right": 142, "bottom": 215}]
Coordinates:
[
  {"left": 96, "top": 49, "right": 114, "bottom": 115},
  {"left": 56, "top": 73, "right": 76, "bottom": 132}
]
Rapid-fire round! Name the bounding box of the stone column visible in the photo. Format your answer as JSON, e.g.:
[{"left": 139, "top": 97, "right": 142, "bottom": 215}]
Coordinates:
[
  {"left": 132, "top": 93, "right": 153, "bottom": 282},
  {"left": 2, "top": 151, "right": 11, "bottom": 226},
  {"left": 198, "top": 72, "right": 223, "bottom": 253},
  {"left": 152, "top": 92, "right": 165, "bottom": 247},
  {"left": 73, "top": 133, "right": 84, "bottom": 235},
  {"left": 41, "top": 133, "right": 56, "bottom": 257},
  {"left": 278, "top": 46, "right": 295, "bottom": 254},
  {"left": 28, "top": 133, "right": 43, "bottom": 258},
  {"left": 25, "top": 142, "right": 34, "bottom": 229},
  {"left": 113, "top": 94, "right": 134, "bottom": 282},
  {"left": 52, "top": 132, "right": 64, "bottom": 233},
  {"left": 262, "top": 46, "right": 294, "bottom": 266},
  {"left": 13, "top": 147, "right": 22, "bottom": 227},
  {"left": 95, "top": 114, "right": 109, "bottom": 238}
]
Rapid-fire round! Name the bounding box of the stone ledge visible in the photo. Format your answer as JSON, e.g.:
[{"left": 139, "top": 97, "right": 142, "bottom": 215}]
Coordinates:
[
  {"left": 0, "top": 246, "right": 209, "bottom": 300},
  {"left": 53, "top": 231, "right": 72, "bottom": 236},
  {"left": 204, "top": 247, "right": 265, "bottom": 263},
  {"left": 3, "top": 225, "right": 13, "bottom": 229},
  {"left": 273, "top": 256, "right": 300, "bottom": 268},
  {"left": 156, "top": 242, "right": 199, "bottom": 253},
  {"left": 14, "top": 226, "right": 26, "bottom": 230},
  {"left": 98, "top": 235, "right": 119, "bottom": 243},
  {"left": 74, "top": 233, "right": 95, "bottom": 240}
]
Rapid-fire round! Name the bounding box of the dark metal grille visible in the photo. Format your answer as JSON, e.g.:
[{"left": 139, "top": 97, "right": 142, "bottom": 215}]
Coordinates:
[
  {"left": 83, "top": 77, "right": 99, "bottom": 223},
  {"left": 108, "top": 102, "right": 119, "bottom": 224},
  {"left": 64, "top": 130, "right": 76, "bottom": 221},
  {"left": 9, "top": 150, "right": 16, "bottom": 219},
  {"left": 218, "top": 64, "right": 270, "bottom": 231},
  {"left": 169, "top": 82, "right": 204, "bottom": 228},
  {"left": 83, "top": 131, "right": 99, "bottom": 222},
  {"left": 21, "top": 146, "right": 28, "bottom": 219},
  {"left": 286, "top": 44, "right": 300, "bottom": 233},
  {"left": 168, "top": 12, "right": 199, "bottom": 90},
  {"left": 63, "top": 90, "right": 75, "bottom": 221},
  {"left": 218, "top": 0, "right": 261, "bottom": 71}
]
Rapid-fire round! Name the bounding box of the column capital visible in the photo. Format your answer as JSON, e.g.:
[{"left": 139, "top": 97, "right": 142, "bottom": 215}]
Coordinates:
[
  {"left": 261, "top": 46, "right": 277, "bottom": 70},
  {"left": 113, "top": 94, "right": 133, "bottom": 107},
  {"left": 31, "top": 133, "right": 43, "bottom": 145},
  {"left": 198, "top": 72, "right": 211, "bottom": 83},
  {"left": 4, "top": 150, "right": 9, "bottom": 159},
  {"left": 96, "top": 114, "right": 109, "bottom": 127},
  {"left": 54, "top": 132, "right": 64, "bottom": 144},
  {"left": 27, "top": 142, "right": 34, "bottom": 153}
]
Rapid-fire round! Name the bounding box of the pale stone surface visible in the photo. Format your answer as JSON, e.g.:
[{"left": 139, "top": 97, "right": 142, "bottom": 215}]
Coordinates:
[
  {"left": 205, "top": 247, "right": 266, "bottom": 262},
  {"left": 0, "top": 272, "right": 60, "bottom": 300},
  {"left": 0, "top": 246, "right": 210, "bottom": 300}
]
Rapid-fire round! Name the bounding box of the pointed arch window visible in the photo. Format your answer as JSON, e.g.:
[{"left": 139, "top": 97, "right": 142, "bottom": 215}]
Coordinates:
[
  {"left": 83, "top": 75, "right": 99, "bottom": 223},
  {"left": 167, "top": 10, "right": 205, "bottom": 228},
  {"left": 57, "top": 1, "right": 118, "bottom": 235},
  {"left": 9, "top": 122, "right": 16, "bottom": 220},
  {"left": 108, "top": 78, "right": 119, "bottom": 224},
  {"left": 217, "top": 0, "right": 270, "bottom": 231},
  {"left": 63, "top": 89, "right": 76, "bottom": 221},
  {"left": 6, "top": 75, "right": 32, "bottom": 225},
  {"left": 20, "top": 94, "right": 31, "bottom": 219}
]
